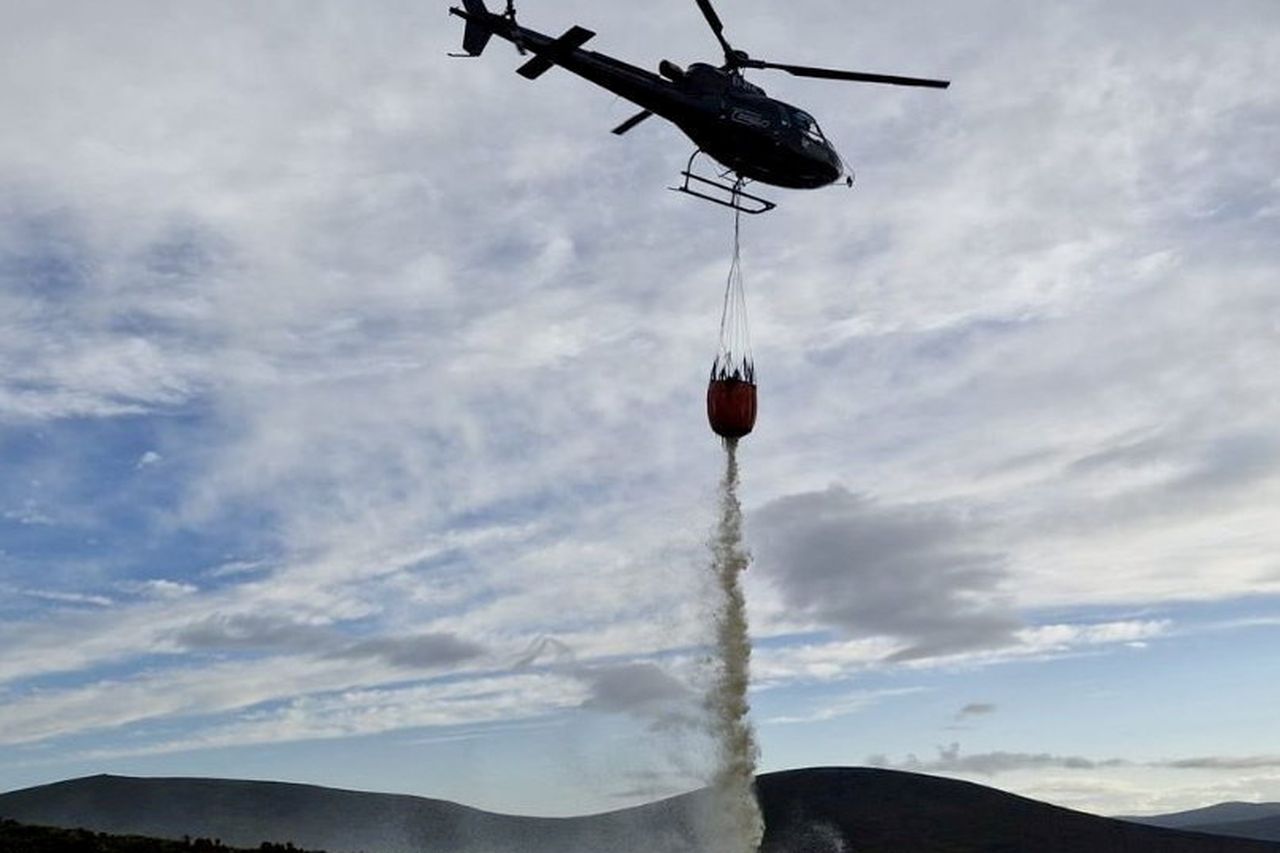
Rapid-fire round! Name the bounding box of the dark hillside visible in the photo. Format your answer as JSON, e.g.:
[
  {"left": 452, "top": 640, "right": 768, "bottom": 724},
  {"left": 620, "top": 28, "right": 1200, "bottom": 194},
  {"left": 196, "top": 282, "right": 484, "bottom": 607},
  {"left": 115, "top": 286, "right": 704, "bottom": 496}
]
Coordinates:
[
  {"left": 0, "top": 775, "right": 510, "bottom": 853},
  {"left": 756, "top": 768, "right": 1280, "bottom": 853}
]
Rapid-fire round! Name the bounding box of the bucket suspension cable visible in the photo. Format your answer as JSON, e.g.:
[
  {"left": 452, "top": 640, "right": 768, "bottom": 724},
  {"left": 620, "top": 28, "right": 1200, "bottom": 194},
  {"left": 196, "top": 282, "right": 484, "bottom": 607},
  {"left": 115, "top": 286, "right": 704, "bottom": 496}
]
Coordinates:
[
  {"left": 712, "top": 199, "right": 754, "bottom": 383},
  {"left": 707, "top": 200, "right": 758, "bottom": 441}
]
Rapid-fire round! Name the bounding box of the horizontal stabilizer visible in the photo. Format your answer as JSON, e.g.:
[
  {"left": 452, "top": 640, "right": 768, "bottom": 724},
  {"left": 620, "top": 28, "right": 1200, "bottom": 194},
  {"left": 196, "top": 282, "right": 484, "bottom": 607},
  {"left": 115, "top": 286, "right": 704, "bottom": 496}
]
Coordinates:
[
  {"left": 612, "top": 110, "right": 654, "bottom": 135},
  {"left": 516, "top": 25, "right": 595, "bottom": 80}
]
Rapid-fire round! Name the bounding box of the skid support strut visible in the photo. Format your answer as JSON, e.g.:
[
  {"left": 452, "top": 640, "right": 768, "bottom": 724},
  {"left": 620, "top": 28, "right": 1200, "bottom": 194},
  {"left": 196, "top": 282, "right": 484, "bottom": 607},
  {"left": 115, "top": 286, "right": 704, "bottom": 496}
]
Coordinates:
[{"left": 669, "top": 150, "right": 776, "bottom": 214}]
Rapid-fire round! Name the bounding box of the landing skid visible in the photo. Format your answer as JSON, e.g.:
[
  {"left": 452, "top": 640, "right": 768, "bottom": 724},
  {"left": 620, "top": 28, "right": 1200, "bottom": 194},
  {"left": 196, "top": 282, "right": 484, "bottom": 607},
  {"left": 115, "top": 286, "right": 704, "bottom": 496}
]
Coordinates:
[{"left": 669, "top": 150, "right": 776, "bottom": 215}]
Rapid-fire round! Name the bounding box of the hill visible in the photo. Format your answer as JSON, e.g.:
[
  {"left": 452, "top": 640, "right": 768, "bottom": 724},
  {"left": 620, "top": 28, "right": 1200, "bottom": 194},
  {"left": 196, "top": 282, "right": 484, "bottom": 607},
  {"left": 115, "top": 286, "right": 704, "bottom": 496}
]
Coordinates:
[
  {"left": 753, "top": 768, "right": 1279, "bottom": 852},
  {"left": 3, "top": 767, "right": 1279, "bottom": 853},
  {"left": 1119, "top": 802, "right": 1280, "bottom": 843},
  {"left": 1189, "top": 817, "right": 1280, "bottom": 844},
  {"left": 1121, "top": 803, "right": 1280, "bottom": 830}
]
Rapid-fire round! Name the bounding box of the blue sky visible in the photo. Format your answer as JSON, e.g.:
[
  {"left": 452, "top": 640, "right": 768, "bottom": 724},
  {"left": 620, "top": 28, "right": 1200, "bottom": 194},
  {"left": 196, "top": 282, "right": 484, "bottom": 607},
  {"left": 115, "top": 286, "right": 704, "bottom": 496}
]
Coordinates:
[{"left": 2, "top": 0, "right": 1280, "bottom": 819}]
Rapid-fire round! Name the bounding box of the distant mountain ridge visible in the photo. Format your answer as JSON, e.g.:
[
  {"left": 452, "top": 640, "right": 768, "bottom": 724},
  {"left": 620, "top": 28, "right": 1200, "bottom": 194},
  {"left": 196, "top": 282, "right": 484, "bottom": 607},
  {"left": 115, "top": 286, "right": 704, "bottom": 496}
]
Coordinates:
[
  {"left": 1189, "top": 818, "right": 1280, "bottom": 844},
  {"left": 1122, "top": 802, "right": 1280, "bottom": 830},
  {"left": 3, "top": 767, "right": 1279, "bottom": 853},
  {"left": 1120, "top": 802, "right": 1280, "bottom": 844}
]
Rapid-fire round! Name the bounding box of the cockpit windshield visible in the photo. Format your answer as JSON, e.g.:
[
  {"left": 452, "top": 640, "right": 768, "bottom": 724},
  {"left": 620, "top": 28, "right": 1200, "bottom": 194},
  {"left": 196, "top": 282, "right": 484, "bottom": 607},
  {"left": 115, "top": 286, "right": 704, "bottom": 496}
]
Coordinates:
[{"left": 791, "top": 109, "right": 826, "bottom": 143}]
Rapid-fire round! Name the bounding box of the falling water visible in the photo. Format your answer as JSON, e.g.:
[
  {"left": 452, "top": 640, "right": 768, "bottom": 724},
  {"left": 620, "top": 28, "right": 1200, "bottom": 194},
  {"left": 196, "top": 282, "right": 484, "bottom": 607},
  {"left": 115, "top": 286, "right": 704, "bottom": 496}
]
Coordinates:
[{"left": 705, "top": 438, "right": 764, "bottom": 853}]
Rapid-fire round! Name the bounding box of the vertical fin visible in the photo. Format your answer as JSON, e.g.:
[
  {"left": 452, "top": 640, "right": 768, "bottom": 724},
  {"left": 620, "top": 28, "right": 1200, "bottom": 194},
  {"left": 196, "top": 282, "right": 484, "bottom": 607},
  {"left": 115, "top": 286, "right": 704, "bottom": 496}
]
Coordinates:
[{"left": 460, "top": 0, "right": 493, "bottom": 56}]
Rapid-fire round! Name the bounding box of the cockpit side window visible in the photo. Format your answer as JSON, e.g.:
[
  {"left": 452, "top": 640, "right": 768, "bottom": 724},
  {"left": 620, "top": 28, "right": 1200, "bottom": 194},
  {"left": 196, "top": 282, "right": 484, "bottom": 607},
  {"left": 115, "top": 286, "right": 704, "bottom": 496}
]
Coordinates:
[{"left": 792, "top": 109, "right": 826, "bottom": 143}]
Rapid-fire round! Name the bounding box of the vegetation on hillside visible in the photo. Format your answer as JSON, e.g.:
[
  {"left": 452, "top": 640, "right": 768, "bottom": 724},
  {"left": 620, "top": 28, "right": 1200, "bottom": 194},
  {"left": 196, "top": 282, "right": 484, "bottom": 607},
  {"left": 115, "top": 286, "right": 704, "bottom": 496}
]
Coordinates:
[{"left": 0, "top": 819, "right": 335, "bottom": 853}]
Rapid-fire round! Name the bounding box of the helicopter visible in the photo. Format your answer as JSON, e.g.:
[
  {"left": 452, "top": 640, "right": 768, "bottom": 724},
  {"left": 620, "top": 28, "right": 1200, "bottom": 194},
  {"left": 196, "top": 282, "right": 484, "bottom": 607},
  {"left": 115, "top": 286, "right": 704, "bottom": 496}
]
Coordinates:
[{"left": 448, "top": 0, "right": 949, "bottom": 213}]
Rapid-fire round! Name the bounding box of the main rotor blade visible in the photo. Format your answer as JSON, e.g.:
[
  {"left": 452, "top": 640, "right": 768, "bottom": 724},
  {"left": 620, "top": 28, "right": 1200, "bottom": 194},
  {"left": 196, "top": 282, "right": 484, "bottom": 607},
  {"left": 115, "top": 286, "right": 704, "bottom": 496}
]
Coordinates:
[
  {"left": 693, "top": 0, "right": 735, "bottom": 63},
  {"left": 611, "top": 109, "right": 654, "bottom": 135},
  {"left": 745, "top": 58, "right": 950, "bottom": 88}
]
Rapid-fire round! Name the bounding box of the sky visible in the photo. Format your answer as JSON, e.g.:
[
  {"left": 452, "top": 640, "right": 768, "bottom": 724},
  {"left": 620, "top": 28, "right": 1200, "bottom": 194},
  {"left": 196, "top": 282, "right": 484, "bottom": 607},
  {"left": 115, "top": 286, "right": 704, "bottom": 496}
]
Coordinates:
[{"left": 2, "top": 0, "right": 1279, "bottom": 820}]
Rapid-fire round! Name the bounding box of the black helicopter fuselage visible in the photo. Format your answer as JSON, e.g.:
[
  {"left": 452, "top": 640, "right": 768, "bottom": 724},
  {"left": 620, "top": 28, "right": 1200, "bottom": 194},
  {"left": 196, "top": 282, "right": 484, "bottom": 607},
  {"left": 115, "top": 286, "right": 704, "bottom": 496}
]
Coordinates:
[{"left": 448, "top": 3, "right": 845, "bottom": 190}]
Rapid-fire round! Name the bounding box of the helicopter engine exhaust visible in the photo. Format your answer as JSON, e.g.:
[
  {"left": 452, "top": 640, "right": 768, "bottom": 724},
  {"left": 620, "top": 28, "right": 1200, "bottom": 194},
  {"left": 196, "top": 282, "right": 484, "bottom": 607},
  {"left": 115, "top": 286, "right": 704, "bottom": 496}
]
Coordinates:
[{"left": 659, "top": 59, "right": 686, "bottom": 82}]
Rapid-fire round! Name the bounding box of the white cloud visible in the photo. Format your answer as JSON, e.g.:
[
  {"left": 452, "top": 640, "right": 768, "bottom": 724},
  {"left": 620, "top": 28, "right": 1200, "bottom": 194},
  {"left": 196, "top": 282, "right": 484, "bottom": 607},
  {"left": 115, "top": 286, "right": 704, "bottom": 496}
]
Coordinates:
[
  {"left": 125, "top": 579, "right": 199, "bottom": 600},
  {"left": 1, "top": 502, "right": 55, "bottom": 526},
  {"left": 10, "top": 588, "right": 114, "bottom": 608}
]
